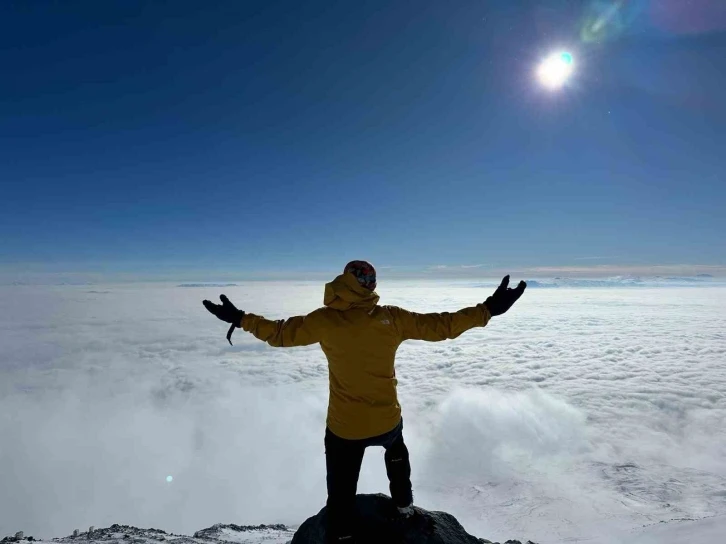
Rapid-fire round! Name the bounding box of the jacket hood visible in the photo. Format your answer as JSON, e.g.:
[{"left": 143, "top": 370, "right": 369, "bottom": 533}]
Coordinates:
[{"left": 324, "top": 273, "right": 380, "bottom": 311}]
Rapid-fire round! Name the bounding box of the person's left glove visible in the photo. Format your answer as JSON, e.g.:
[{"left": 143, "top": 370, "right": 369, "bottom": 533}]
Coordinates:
[
  {"left": 203, "top": 295, "right": 245, "bottom": 345},
  {"left": 484, "top": 275, "right": 527, "bottom": 317}
]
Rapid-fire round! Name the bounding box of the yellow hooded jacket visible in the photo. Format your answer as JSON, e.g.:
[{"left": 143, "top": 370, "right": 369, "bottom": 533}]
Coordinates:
[{"left": 241, "top": 273, "right": 491, "bottom": 440}]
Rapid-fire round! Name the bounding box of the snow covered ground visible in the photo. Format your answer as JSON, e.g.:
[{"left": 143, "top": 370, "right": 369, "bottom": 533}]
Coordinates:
[
  {"left": 3, "top": 523, "right": 294, "bottom": 544},
  {"left": 1, "top": 279, "right": 725, "bottom": 543}
]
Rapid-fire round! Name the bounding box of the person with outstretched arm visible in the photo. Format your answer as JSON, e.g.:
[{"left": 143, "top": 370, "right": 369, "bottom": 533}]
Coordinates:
[{"left": 203, "top": 261, "right": 526, "bottom": 544}]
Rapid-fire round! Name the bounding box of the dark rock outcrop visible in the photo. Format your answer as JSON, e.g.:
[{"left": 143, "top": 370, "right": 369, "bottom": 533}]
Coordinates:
[
  {"left": 52, "top": 525, "right": 173, "bottom": 543},
  {"left": 291, "top": 494, "right": 537, "bottom": 544}
]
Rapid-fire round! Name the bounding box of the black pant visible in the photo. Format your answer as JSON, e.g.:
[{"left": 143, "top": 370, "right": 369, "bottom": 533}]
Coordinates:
[{"left": 325, "top": 419, "right": 413, "bottom": 541}]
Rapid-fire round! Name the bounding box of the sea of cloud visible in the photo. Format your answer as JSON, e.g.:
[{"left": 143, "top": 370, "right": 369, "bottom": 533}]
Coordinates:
[{"left": 1, "top": 280, "right": 725, "bottom": 543}]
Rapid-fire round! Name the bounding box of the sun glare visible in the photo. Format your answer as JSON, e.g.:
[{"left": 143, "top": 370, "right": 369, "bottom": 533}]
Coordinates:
[{"left": 537, "top": 51, "right": 574, "bottom": 89}]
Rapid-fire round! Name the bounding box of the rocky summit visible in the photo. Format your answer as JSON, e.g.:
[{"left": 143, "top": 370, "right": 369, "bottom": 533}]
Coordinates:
[
  {"left": 290, "top": 494, "right": 537, "bottom": 544},
  {"left": 3, "top": 497, "right": 536, "bottom": 544}
]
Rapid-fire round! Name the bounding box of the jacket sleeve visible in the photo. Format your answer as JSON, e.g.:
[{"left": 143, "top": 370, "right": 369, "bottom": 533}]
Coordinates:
[
  {"left": 240, "top": 309, "right": 323, "bottom": 347},
  {"left": 388, "top": 304, "right": 491, "bottom": 342}
]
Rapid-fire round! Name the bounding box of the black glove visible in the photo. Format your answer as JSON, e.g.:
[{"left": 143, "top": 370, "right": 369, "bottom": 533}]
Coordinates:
[
  {"left": 485, "top": 275, "right": 527, "bottom": 317},
  {"left": 203, "top": 295, "right": 245, "bottom": 345}
]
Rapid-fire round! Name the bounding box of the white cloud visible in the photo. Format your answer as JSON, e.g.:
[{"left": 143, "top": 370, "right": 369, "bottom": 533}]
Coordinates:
[
  {"left": 1, "top": 282, "right": 725, "bottom": 543},
  {"left": 573, "top": 256, "right": 622, "bottom": 261},
  {"left": 520, "top": 264, "right": 726, "bottom": 278}
]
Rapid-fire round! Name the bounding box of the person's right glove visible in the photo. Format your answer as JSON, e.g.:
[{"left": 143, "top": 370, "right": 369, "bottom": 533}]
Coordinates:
[
  {"left": 203, "top": 294, "right": 246, "bottom": 345},
  {"left": 484, "top": 275, "right": 527, "bottom": 316}
]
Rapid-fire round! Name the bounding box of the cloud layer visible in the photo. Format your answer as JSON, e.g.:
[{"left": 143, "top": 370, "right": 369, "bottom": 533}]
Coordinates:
[{"left": 1, "top": 282, "right": 725, "bottom": 543}]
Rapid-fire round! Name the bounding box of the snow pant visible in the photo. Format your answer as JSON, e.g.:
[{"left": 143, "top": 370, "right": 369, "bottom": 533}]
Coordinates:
[{"left": 325, "top": 418, "right": 413, "bottom": 543}]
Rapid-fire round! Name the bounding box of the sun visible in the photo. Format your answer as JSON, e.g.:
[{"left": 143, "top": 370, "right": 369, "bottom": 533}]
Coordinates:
[{"left": 537, "top": 51, "right": 574, "bottom": 90}]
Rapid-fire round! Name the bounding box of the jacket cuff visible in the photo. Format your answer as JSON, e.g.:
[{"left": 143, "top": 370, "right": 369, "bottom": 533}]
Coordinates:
[
  {"left": 240, "top": 313, "right": 251, "bottom": 330},
  {"left": 480, "top": 304, "right": 492, "bottom": 326}
]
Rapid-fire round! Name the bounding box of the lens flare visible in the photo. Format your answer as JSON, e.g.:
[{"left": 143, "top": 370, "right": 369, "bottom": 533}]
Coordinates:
[
  {"left": 537, "top": 51, "right": 575, "bottom": 89},
  {"left": 166, "top": 475, "right": 173, "bottom": 483}
]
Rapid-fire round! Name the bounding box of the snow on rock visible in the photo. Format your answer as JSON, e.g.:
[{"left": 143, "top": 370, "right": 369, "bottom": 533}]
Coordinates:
[
  {"left": 629, "top": 514, "right": 726, "bottom": 543},
  {"left": 290, "top": 493, "right": 537, "bottom": 544},
  {"left": 193, "top": 524, "right": 293, "bottom": 543}
]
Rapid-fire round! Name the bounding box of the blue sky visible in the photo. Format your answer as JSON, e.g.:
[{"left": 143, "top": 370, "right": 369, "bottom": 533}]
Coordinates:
[{"left": 2, "top": 0, "right": 725, "bottom": 279}]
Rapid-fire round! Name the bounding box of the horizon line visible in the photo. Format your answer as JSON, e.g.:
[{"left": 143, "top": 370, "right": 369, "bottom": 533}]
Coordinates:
[{"left": 1, "top": 262, "right": 725, "bottom": 285}]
